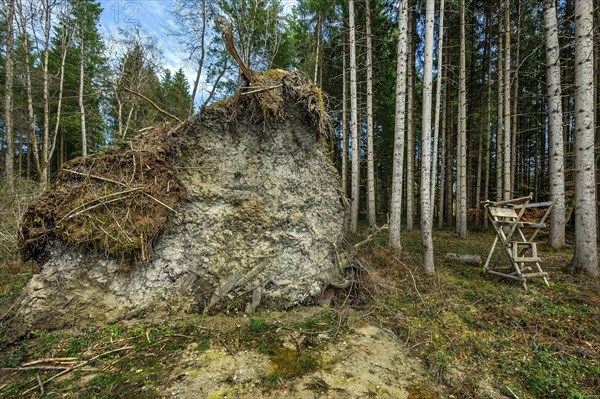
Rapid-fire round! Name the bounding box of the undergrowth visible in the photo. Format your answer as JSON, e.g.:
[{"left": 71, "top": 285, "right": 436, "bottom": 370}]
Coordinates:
[
  {"left": 350, "top": 226, "right": 600, "bottom": 399},
  {"left": 1, "top": 219, "right": 599, "bottom": 398}
]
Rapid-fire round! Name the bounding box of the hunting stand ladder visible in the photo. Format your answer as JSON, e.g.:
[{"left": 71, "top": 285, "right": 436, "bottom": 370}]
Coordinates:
[{"left": 481, "top": 194, "right": 553, "bottom": 290}]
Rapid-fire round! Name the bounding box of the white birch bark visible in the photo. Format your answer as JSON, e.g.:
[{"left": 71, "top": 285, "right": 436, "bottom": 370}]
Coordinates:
[
  {"left": 543, "top": 0, "right": 566, "bottom": 249},
  {"left": 366, "top": 0, "right": 376, "bottom": 228},
  {"left": 349, "top": 0, "right": 360, "bottom": 233},
  {"left": 456, "top": 0, "right": 467, "bottom": 239},
  {"left": 389, "top": 0, "right": 409, "bottom": 249},
  {"left": 572, "top": 0, "right": 598, "bottom": 278},
  {"left": 420, "top": 0, "right": 436, "bottom": 272}
]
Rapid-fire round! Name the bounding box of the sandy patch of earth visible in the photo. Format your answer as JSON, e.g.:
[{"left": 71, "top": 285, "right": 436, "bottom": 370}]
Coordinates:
[{"left": 166, "top": 324, "right": 437, "bottom": 398}]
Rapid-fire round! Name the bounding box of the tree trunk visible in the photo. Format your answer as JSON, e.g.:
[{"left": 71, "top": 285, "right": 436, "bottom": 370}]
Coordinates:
[
  {"left": 502, "top": 0, "right": 511, "bottom": 201},
  {"left": 543, "top": 0, "right": 565, "bottom": 249},
  {"left": 189, "top": 0, "right": 206, "bottom": 116},
  {"left": 572, "top": 0, "right": 599, "bottom": 278},
  {"left": 431, "top": 0, "right": 445, "bottom": 220},
  {"left": 406, "top": 6, "right": 415, "bottom": 231},
  {"left": 314, "top": 13, "right": 322, "bottom": 85},
  {"left": 342, "top": 36, "right": 348, "bottom": 199},
  {"left": 496, "top": 9, "right": 504, "bottom": 202},
  {"left": 420, "top": 0, "right": 436, "bottom": 273},
  {"left": 476, "top": 13, "right": 489, "bottom": 226},
  {"left": 484, "top": 30, "right": 493, "bottom": 230},
  {"left": 3, "top": 0, "right": 15, "bottom": 189},
  {"left": 40, "top": 1, "right": 54, "bottom": 189},
  {"left": 349, "top": 0, "right": 360, "bottom": 233},
  {"left": 366, "top": 0, "right": 376, "bottom": 228},
  {"left": 80, "top": 25, "right": 88, "bottom": 158},
  {"left": 438, "top": 55, "right": 448, "bottom": 229},
  {"left": 510, "top": 0, "right": 520, "bottom": 196},
  {"left": 17, "top": 2, "right": 41, "bottom": 178},
  {"left": 444, "top": 92, "right": 454, "bottom": 227},
  {"left": 456, "top": 0, "right": 468, "bottom": 239},
  {"left": 389, "top": 0, "right": 409, "bottom": 249}
]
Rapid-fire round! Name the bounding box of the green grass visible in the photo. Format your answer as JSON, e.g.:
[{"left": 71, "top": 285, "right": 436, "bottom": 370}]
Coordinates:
[
  {"left": 1, "top": 222, "right": 598, "bottom": 398},
  {"left": 354, "top": 226, "right": 600, "bottom": 399}
]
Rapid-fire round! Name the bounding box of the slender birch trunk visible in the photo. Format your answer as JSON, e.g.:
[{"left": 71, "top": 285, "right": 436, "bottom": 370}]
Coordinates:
[
  {"left": 389, "top": 0, "right": 409, "bottom": 249},
  {"left": 431, "top": 0, "right": 445, "bottom": 215},
  {"left": 406, "top": 7, "right": 415, "bottom": 231},
  {"left": 3, "top": 0, "right": 15, "bottom": 189},
  {"left": 342, "top": 37, "right": 348, "bottom": 199},
  {"left": 420, "top": 0, "right": 436, "bottom": 272},
  {"left": 349, "top": 0, "right": 360, "bottom": 233},
  {"left": 456, "top": 0, "right": 467, "bottom": 239},
  {"left": 366, "top": 0, "right": 376, "bottom": 227},
  {"left": 543, "top": 0, "right": 565, "bottom": 249},
  {"left": 572, "top": 0, "right": 598, "bottom": 278},
  {"left": 502, "top": 0, "right": 512, "bottom": 201}
]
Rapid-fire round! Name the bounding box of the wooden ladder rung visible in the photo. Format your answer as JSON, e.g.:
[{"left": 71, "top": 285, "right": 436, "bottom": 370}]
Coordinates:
[
  {"left": 514, "top": 257, "right": 542, "bottom": 263},
  {"left": 509, "top": 241, "right": 535, "bottom": 246}
]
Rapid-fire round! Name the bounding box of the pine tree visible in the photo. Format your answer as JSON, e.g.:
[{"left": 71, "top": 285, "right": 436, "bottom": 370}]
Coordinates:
[
  {"left": 543, "top": 0, "right": 565, "bottom": 249},
  {"left": 572, "top": 0, "right": 598, "bottom": 278},
  {"left": 456, "top": 0, "right": 468, "bottom": 239},
  {"left": 366, "top": 0, "right": 376, "bottom": 228},
  {"left": 389, "top": 0, "right": 409, "bottom": 249},
  {"left": 420, "top": 0, "right": 436, "bottom": 272},
  {"left": 3, "top": 0, "right": 15, "bottom": 188},
  {"left": 349, "top": 0, "right": 359, "bottom": 233}
]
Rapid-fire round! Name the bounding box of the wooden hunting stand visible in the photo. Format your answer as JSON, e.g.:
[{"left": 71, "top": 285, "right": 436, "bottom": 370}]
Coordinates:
[{"left": 481, "top": 194, "right": 553, "bottom": 290}]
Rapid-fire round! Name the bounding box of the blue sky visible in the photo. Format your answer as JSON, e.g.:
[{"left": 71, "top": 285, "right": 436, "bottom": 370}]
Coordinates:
[{"left": 98, "top": 0, "right": 297, "bottom": 102}]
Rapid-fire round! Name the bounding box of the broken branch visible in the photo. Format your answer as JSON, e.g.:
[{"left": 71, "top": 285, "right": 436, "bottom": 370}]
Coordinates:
[{"left": 122, "top": 87, "right": 182, "bottom": 123}]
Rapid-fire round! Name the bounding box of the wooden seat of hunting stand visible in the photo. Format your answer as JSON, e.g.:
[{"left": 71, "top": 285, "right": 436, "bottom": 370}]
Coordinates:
[{"left": 481, "top": 194, "right": 554, "bottom": 290}]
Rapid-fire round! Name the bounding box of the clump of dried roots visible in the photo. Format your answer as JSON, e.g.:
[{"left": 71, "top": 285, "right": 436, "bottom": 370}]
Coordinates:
[
  {"left": 218, "top": 69, "right": 331, "bottom": 140},
  {"left": 19, "top": 122, "right": 188, "bottom": 267}
]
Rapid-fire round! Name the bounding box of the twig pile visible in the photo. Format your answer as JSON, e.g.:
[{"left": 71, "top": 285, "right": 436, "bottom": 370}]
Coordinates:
[{"left": 19, "top": 122, "right": 188, "bottom": 266}]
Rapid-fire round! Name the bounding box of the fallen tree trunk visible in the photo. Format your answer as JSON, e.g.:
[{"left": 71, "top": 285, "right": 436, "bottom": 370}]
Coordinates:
[{"left": 444, "top": 253, "right": 482, "bottom": 266}]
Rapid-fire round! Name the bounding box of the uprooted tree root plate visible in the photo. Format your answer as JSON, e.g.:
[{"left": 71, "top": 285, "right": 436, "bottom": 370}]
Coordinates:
[{"left": 18, "top": 70, "right": 330, "bottom": 269}]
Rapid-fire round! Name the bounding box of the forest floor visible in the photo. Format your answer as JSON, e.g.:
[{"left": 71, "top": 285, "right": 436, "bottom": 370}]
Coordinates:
[{"left": 1, "top": 223, "right": 599, "bottom": 398}]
